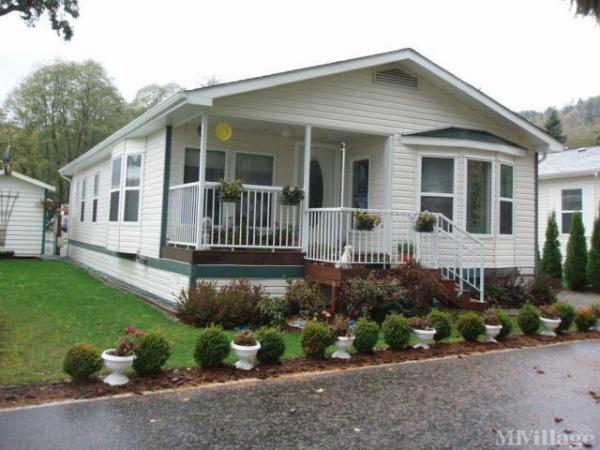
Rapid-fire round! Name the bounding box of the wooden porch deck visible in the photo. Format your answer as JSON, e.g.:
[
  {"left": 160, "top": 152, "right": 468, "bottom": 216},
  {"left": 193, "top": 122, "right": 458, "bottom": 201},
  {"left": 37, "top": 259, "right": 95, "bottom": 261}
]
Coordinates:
[{"left": 161, "top": 245, "right": 304, "bottom": 265}]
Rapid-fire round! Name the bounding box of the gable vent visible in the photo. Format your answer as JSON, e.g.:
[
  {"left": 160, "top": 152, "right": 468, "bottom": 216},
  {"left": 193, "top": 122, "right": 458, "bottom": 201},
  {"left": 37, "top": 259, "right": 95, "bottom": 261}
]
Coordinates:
[{"left": 374, "top": 68, "right": 418, "bottom": 88}]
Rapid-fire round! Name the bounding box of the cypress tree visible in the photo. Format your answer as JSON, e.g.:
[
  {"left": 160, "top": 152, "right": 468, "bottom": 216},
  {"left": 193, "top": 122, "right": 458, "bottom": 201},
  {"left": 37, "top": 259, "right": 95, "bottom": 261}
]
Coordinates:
[
  {"left": 587, "top": 213, "right": 600, "bottom": 291},
  {"left": 540, "top": 211, "right": 562, "bottom": 280},
  {"left": 564, "top": 212, "right": 587, "bottom": 291}
]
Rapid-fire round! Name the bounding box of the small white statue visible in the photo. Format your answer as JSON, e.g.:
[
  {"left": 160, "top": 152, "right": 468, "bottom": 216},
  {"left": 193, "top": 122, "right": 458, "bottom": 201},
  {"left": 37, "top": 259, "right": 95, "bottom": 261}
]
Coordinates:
[
  {"left": 202, "top": 217, "right": 213, "bottom": 245},
  {"left": 335, "top": 245, "right": 353, "bottom": 269}
]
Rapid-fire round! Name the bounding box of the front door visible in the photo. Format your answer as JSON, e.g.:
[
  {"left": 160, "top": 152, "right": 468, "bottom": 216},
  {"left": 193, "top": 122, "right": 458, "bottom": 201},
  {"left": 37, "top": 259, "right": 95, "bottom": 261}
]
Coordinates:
[{"left": 309, "top": 145, "right": 337, "bottom": 207}]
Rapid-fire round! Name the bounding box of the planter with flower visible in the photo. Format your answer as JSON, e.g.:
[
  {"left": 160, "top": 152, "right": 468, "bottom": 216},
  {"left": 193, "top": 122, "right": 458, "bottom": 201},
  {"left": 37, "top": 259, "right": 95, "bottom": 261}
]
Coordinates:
[
  {"left": 483, "top": 309, "right": 503, "bottom": 343},
  {"left": 219, "top": 179, "right": 244, "bottom": 203},
  {"left": 281, "top": 186, "right": 304, "bottom": 206},
  {"left": 411, "top": 317, "right": 436, "bottom": 349},
  {"left": 353, "top": 211, "right": 381, "bottom": 231},
  {"left": 539, "top": 305, "right": 562, "bottom": 338},
  {"left": 329, "top": 315, "right": 355, "bottom": 359},
  {"left": 101, "top": 326, "right": 144, "bottom": 386},
  {"left": 231, "top": 331, "right": 261, "bottom": 370},
  {"left": 415, "top": 211, "right": 437, "bottom": 233}
]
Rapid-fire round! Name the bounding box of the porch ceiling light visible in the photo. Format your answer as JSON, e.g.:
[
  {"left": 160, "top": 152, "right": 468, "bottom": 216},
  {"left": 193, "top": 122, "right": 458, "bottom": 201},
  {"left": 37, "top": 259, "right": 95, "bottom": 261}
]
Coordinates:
[{"left": 215, "top": 122, "right": 233, "bottom": 141}]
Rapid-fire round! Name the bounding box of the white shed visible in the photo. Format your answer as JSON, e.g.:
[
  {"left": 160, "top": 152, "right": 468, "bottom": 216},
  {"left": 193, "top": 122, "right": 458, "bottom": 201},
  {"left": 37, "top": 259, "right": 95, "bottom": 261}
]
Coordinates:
[{"left": 0, "top": 170, "right": 56, "bottom": 257}]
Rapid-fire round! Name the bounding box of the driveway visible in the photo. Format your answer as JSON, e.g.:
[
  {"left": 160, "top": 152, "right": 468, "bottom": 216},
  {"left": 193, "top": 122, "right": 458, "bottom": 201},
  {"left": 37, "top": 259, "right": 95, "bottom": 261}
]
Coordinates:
[{"left": 1, "top": 341, "right": 599, "bottom": 449}]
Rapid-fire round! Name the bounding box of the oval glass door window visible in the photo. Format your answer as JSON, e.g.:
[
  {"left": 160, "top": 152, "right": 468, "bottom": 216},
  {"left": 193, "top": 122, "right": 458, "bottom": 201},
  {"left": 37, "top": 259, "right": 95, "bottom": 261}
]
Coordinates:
[{"left": 309, "top": 159, "right": 324, "bottom": 208}]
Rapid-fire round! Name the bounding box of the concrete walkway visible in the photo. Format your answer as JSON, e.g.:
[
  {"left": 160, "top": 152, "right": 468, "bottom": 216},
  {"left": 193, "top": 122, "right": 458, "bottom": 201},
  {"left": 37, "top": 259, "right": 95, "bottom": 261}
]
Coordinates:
[
  {"left": 1, "top": 341, "right": 599, "bottom": 450},
  {"left": 558, "top": 290, "right": 600, "bottom": 308}
]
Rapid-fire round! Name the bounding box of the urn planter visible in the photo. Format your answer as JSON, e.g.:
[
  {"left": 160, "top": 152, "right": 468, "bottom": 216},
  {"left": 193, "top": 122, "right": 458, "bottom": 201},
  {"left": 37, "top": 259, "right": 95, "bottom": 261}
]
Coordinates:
[
  {"left": 231, "top": 341, "right": 261, "bottom": 370},
  {"left": 332, "top": 336, "right": 355, "bottom": 359},
  {"left": 101, "top": 350, "right": 135, "bottom": 386},
  {"left": 484, "top": 324, "right": 503, "bottom": 343},
  {"left": 540, "top": 317, "right": 561, "bottom": 338},
  {"left": 413, "top": 328, "right": 436, "bottom": 350}
]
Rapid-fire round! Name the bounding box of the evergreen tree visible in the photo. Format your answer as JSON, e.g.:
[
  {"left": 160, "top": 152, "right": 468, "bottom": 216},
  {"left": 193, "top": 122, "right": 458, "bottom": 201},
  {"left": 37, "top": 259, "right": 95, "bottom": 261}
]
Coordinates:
[
  {"left": 564, "top": 212, "right": 588, "bottom": 291},
  {"left": 587, "top": 211, "right": 600, "bottom": 291},
  {"left": 540, "top": 211, "right": 562, "bottom": 280},
  {"left": 544, "top": 108, "right": 567, "bottom": 143}
]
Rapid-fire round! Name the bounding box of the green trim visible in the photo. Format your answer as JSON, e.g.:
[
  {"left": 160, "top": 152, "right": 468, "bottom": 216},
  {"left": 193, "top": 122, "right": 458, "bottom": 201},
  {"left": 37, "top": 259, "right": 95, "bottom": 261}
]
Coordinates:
[
  {"left": 194, "top": 264, "right": 304, "bottom": 279},
  {"left": 41, "top": 189, "right": 48, "bottom": 255},
  {"left": 159, "top": 126, "right": 172, "bottom": 247}
]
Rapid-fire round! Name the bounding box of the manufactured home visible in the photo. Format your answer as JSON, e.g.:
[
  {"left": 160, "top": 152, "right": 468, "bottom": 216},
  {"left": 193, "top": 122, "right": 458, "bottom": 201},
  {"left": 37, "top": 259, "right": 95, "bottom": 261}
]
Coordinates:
[{"left": 59, "top": 49, "right": 562, "bottom": 308}]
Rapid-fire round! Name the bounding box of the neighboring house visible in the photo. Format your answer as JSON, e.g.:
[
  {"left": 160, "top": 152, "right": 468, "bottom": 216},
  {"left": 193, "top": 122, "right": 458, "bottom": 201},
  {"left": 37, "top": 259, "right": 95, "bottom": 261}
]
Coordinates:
[
  {"left": 538, "top": 146, "right": 600, "bottom": 257},
  {"left": 0, "top": 170, "right": 55, "bottom": 257},
  {"left": 59, "top": 49, "right": 561, "bottom": 308}
]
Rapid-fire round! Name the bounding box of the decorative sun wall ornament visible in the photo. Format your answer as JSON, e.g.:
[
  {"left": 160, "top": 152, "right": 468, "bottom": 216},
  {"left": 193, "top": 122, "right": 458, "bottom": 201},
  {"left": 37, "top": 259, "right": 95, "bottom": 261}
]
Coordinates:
[{"left": 215, "top": 122, "right": 233, "bottom": 141}]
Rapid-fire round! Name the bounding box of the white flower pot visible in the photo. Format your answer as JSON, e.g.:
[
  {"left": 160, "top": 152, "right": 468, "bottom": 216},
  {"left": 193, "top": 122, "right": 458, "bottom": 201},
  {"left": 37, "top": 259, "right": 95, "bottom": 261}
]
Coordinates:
[
  {"left": 101, "top": 350, "right": 135, "bottom": 386},
  {"left": 540, "top": 316, "right": 561, "bottom": 338},
  {"left": 413, "top": 328, "right": 436, "bottom": 350},
  {"left": 484, "top": 324, "right": 503, "bottom": 343},
  {"left": 332, "top": 336, "right": 355, "bottom": 359},
  {"left": 231, "top": 341, "right": 261, "bottom": 370}
]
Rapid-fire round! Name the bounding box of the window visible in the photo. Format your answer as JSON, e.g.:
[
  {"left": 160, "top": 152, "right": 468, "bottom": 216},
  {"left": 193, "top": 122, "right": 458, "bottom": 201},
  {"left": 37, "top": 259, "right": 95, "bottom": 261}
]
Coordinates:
[
  {"left": 109, "top": 156, "right": 122, "bottom": 222},
  {"left": 235, "top": 153, "right": 274, "bottom": 186},
  {"left": 124, "top": 155, "right": 142, "bottom": 222},
  {"left": 352, "top": 159, "right": 370, "bottom": 209},
  {"left": 420, "top": 157, "right": 454, "bottom": 220},
  {"left": 561, "top": 189, "right": 582, "bottom": 234},
  {"left": 499, "top": 164, "right": 514, "bottom": 235},
  {"left": 466, "top": 160, "right": 492, "bottom": 234},
  {"left": 92, "top": 174, "right": 99, "bottom": 222},
  {"left": 79, "top": 178, "right": 87, "bottom": 222},
  {"left": 184, "top": 148, "right": 226, "bottom": 184}
]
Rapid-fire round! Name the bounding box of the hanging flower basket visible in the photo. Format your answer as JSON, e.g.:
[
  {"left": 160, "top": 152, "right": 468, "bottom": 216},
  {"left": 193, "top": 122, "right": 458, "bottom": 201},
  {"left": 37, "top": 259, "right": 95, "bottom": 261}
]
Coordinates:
[
  {"left": 219, "top": 179, "right": 244, "bottom": 203},
  {"left": 281, "top": 186, "right": 304, "bottom": 206},
  {"left": 353, "top": 211, "right": 381, "bottom": 231},
  {"left": 415, "top": 211, "right": 436, "bottom": 232}
]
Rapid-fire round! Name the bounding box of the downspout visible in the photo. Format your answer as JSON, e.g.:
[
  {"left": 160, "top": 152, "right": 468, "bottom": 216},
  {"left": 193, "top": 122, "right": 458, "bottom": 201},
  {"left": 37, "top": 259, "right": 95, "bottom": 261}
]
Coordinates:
[
  {"left": 41, "top": 189, "right": 48, "bottom": 256},
  {"left": 535, "top": 151, "right": 547, "bottom": 274}
]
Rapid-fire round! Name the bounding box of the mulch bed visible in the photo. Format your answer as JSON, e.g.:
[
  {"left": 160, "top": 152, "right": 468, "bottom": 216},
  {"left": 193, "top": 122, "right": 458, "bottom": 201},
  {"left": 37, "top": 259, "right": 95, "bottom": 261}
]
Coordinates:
[{"left": 2, "top": 331, "right": 599, "bottom": 409}]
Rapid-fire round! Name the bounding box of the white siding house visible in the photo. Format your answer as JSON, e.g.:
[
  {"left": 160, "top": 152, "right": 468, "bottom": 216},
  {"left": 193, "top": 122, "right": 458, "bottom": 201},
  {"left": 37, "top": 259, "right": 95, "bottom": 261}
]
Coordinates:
[
  {"left": 60, "top": 49, "right": 562, "bottom": 308},
  {"left": 0, "top": 170, "right": 55, "bottom": 257}
]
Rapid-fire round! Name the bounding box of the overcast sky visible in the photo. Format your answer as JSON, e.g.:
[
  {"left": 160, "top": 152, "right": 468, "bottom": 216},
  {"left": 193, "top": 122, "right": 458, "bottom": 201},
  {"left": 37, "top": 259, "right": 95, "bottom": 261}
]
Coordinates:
[{"left": 1, "top": 0, "right": 598, "bottom": 111}]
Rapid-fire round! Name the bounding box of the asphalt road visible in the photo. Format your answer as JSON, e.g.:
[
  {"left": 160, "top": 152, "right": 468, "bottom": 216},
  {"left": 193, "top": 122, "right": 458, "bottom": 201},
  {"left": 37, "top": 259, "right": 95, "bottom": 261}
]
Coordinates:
[{"left": 1, "top": 341, "right": 599, "bottom": 450}]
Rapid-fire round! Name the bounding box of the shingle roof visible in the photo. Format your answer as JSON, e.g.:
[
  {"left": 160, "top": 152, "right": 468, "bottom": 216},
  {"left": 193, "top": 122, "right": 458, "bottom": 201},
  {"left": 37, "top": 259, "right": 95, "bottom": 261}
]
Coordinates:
[
  {"left": 402, "top": 127, "right": 526, "bottom": 149},
  {"left": 539, "top": 146, "right": 600, "bottom": 179}
]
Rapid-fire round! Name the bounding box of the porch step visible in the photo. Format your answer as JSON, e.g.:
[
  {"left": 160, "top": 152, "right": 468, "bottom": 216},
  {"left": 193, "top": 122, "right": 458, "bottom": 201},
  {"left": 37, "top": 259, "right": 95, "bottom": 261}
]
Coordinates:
[{"left": 439, "top": 279, "right": 486, "bottom": 312}]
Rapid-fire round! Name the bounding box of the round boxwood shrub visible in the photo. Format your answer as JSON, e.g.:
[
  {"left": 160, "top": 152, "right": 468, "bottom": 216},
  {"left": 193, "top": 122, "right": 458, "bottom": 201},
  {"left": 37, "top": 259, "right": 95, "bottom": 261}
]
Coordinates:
[
  {"left": 301, "top": 321, "right": 334, "bottom": 359},
  {"left": 518, "top": 303, "right": 541, "bottom": 335},
  {"left": 382, "top": 314, "right": 412, "bottom": 350},
  {"left": 490, "top": 308, "right": 514, "bottom": 340},
  {"left": 457, "top": 312, "right": 486, "bottom": 342},
  {"left": 133, "top": 332, "right": 171, "bottom": 375},
  {"left": 575, "top": 307, "right": 597, "bottom": 331},
  {"left": 427, "top": 310, "right": 452, "bottom": 342},
  {"left": 63, "top": 343, "right": 103, "bottom": 382},
  {"left": 353, "top": 318, "right": 380, "bottom": 354},
  {"left": 555, "top": 302, "right": 576, "bottom": 333},
  {"left": 194, "top": 325, "right": 230, "bottom": 368},
  {"left": 255, "top": 327, "right": 286, "bottom": 364}
]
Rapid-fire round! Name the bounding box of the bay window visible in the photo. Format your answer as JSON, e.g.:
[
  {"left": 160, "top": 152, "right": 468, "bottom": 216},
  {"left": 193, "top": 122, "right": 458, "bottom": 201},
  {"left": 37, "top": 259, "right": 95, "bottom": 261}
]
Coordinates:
[
  {"left": 420, "top": 157, "right": 454, "bottom": 220},
  {"left": 92, "top": 173, "right": 99, "bottom": 223},
  {"left": 499, "top": 164, "right": 514, "bottom": 235},
  {"left": 109, "top": 156, "right": 122, "bottom": 222},
  {"left": 561, "top": 189, "right": 582, "bottom": 234},
  {"left": 124, "top": 155, "right": 142, "bottom": 222},
  {"left": 79, "top": 178, "right": 86, "bottom": 222},
  {"left": 466, "top": 160, "right": 492, "bottom": 234}
]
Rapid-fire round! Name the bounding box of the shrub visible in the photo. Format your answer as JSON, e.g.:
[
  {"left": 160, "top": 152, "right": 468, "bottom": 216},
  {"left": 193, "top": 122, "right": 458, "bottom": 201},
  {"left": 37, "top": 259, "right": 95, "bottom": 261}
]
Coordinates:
[
  {"left": 587, "top": 216, "right": 600, "bottom": 291},
  {"left": 564, "top": 212, "right": 588, "bottom": 291},
  {"left": 194, "top": 326, "right": 230, "bottom": 368},
  {"left": 339, "top": 273, "right": 405, "bottom": 323},
  {"left": 353, "top": 318, "right": 380, "bottom": 354},
  {"left": 63, "top": 343, "right": 103, "bottom": 382},
  {"left": 284, "top": 279, "right": 324, "bottom": 316},
  {"left": 176, "top": 281, "right": 220, "bottom": 327},
  {"left": 255, "top": 327, "right": 286, "bottom": 364},
  {"left": 382, "top": 314, "right": 412, "bottom": 350},
  {"left": 575, "top": 307, "right": 597, "bottom": 331},
  {"left": 427, "top": 310, "right": 453, "bottom": 342},
  {"left": 555, "top": 302, "right": 576, "bottom": 333},
  {"left": 233, "top": 331, "right": 257, "bottom": 346},
  {"left": 540, "top": 211, "right": 562, "bottom": 281},
  {"left": 491, "top": 308, "right": 513, "bottom": 340},
  {"left": 258, "top": 296, "right": 289, "bottom": 326},
  {"left": 301, "top": 321, "right": 334, "bottom": 358},
  {"left": 517, "top": 304, "right": 541, "bottom": 335},
  {"left": 392, "top": 261, "right": 449, "bottom": 313},
  {"left": 457, "top": 312, "right": 485, "bottom": 342},
  {"left": 133, "top": 332, "right": 171, "bottom": 375},
  {"left": 527, "top": 276, "right": 559, "bottom": 306},
  {"left": 485, "top": 274, "right": 558, "bottom": 308}
]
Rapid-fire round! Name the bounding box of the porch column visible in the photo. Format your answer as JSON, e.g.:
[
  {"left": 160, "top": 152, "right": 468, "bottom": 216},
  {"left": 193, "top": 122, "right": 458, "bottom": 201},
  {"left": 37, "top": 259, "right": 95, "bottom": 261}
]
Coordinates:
[
  {"left": 195, "top": 114, "right": 209, "bottom": 250},
  {"left": 383, "top": 135, "right": 394, "bottom": 258},
  {"left": 301, "top": 125, "right": 312, "bottom": 252}
]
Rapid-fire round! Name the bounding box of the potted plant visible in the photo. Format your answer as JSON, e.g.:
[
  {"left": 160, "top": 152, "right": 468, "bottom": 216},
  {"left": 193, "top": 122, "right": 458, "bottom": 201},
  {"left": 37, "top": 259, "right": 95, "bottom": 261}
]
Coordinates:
[
  {"left": 411, "top": 317, "right": 436, "bottom": 349},
  {"left": 539, "top": 305, "right": 562, "bottom": 338},
  {"left": 281, "top": 186, "right": 304, "bottom": 206},
  {"left": 219, "top": 179, "right": 244, "bottom": 203},
  {"left": 483, "top": 309, "right": 503, "bottom": 343},
  {"left": 101, "top": 326, "right": 144, "bottom": 386},
  {"left": 353, "top": 211, "right": 382, "bottom": 231},
  {"left": 230, "top": 331, "right": 261, "bottom": 370},
  {"left": 415, "top": 211, "right": 437, "bottom": 232},
  {"left": 329, "top": 315, "right": 355, "bottom": 359},
  {"left": 398, "top": 241, "right": 415, "bottom": 263}
]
